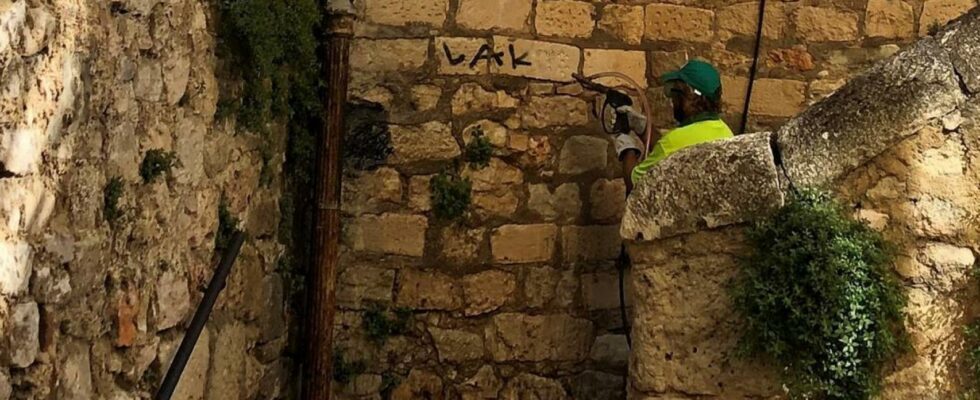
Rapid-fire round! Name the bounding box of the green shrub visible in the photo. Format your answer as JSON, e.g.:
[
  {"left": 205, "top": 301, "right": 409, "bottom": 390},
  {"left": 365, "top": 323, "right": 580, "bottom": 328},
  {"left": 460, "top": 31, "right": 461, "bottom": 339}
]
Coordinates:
[
  {"left": 966, "top": 321, "right": 980, "bottom": 394},
  {"left": 732, "top": 189, "right": 907, "bottom": 399},
  {"left": 465, "top": 126, "right": 493, "bottom": 170},
  {"left": 139, "top": 150, "right": 177, "bottom": 183},
  {"left": 103, "top": 177, "right": 124, "bottom": 225},
  {"left": 363, "top": 303, "right": 412, "bottom": 346},
  {"left": 332, "top": 349, "right": 366, "bottom": 385},
  {"left": 215, "top": 201, "right": 241, "bottom": 253},
  {"left": 431, "top": 171, "right": 472, "bottom": 220}
]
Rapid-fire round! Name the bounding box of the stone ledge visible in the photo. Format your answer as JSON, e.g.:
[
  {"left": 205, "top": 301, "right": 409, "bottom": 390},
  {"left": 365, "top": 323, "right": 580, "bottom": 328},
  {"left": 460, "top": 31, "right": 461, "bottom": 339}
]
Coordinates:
[
  {"left": 937, "top": 7, "right": 980, "bottom": 94},
  {"left": 620, "top": 132, "right": 783, "bottom": 242},
  {"left": 776, "top": 37, "right": 966, "bottom": 187}
]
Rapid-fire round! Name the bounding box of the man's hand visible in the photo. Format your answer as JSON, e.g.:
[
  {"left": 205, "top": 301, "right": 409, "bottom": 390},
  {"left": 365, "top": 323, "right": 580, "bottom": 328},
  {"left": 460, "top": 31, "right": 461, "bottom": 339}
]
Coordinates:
[
  {"left": 616, "top": 106, "right": 647, "bottom": 135},
  {"left": 614, "top": 133, "right": 643, "bottom": 160}
]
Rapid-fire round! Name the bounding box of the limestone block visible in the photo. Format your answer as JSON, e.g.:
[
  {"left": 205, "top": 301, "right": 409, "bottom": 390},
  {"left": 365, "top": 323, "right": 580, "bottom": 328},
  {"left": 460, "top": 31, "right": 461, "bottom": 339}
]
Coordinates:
[
  {"left": 527, "top": 183, "right": 581, "bottom": 223},
  {"left": 590, "top": 178, "right": 626, "bottom": 223},
  {"left": 391, "top": 369, "right": 444, "bottom": 400},
  {"left": 717, "top": 2, "right": 787, "bottom": 40},
  {"left": 645, "top": 4, "right": 714, "bottom": 43},
  {"left": 936, "top": 8, "right": 980, "bottom": 93},
  {"left": 776, "top": 39, "right": 965, "bottom": 186},
  {"left": 456, "top": 0, "right": 532, "bottom": 32},
  {"left": 452, "top": 82, "right": 519, "bottom": 115},
  {"left": 0, "top": 127, "right": 43, "bottom": 175},
  {"left": 491, "top": 224, "right": 558, "bottom": 264},
  {"left": 919, "top": 242, "right": 976, "bottom": 290},
  {"left": 866, "top": 0, "right": 915, "bottom": 39},
  {"left": 583, "top": 49, "right": 648, "bottom": 87},
  {"left": 154, "top": 269, "right": 190, "bottom": 331},
  {"left": 558, "top": 136, "right": 608, "bottom": 175},
  {"left": 135, "top": 58, "right": 163, "bottom": 101},
  {"left": 0, "top": 239, "right": 31, "bottom": 295},
  {"left": 428, "top": 327, "right": 485, "bottom": 362},
  {"left": 590, "top": 334, "right": 630, "bottom": 369},
  {"left": 0, "top": 371, "right": 10, "bottom": 400},
  {"left": 462, "top": 120, "right": 508, "bottom": 151},
  {"left": 622, "top": 133, "right": 782, "bottom": 242},
  {"left": 563, "top": 225, "right": 621, "bottom": 262},
  {"left": 598, "top": 4, "right": 644, "bottom": 45},
  {"left": 459, "top": 366, "right": 502, "bottom": 399},
  {"left": 565, "top": 371, "right": 625, "bottom": 400},
  {"left": 435, "top": 226, "right": 485, "bottom": 264},
  {"left": 337, "top": 265, "right": 396, "bottom": 308},
  {"left": 343, "top": 374, "right": 382, "bottom": 397},
  {"left": 158, "top": 328, "right": 210, "bottom": 400},
  {"left": 462, "top": 270, "right": 516, "bottom": 316},
  {"left": 350, "top": 39, "right": 429, "bottom": 73},
  {"left": 520, "top": 96, "right": 589, "bottom": 129},
  {"left": 536, "top": 0, "right": 595, "bottom": 38},
  {"left": 435, "top": 37, "right": 490, "bottom": 75},
  {"left": 582, "top": 271, "right": 629, "bottom": 310},
  {"left": 500, "top": 373, "right": 567, "bottom": 399},
  {"left": 206, "top": 322, "right": 248, "bottom": 400},
  {"left": 58, "top": 342, "right": 93, "bottom": 400},
  {"left": 464, "top": 158, "right": 523, "bottom": 192},
  {"left": 485, "top": 313, "right": 594, "bottom": 361},
  {"left": 408, "top": 174, "right": 433, "bottom": 212},
  {"left": 348, "top": 213, "right": 428, "bottom": 257},
  {"left": 920, "top": 0, "right": 977, "bottom": 36},
  {"left": 363, "top": 0, "right": 447, "bottom": 27},
  {"left": 472, "top": 191, "right": 520, "bottom": 219},
  {"left": 396, "top": 269, "right": 460, "bottom": 310},
  {"left": 491, "top": 37, "right": 580, "bottom": 82},
  {"left": 410, "top": 85, "right": 442, "bottom": 111},
  {"left": 388, "top": 122, "right": 460, "bottom": 169},
  {"left": 257, "top": 275, "right": 286, "bottom": 342},
  {"left": 749, "top": 79, "right": 806, "bottom": 117},
  {"left": 524, "top": 266, "right": 577, "bottom": 308},
  {"left": 795, "top": 7, "right": 860, "bottom": 42},
  {"left": 7, "top": 301, "right": 39, "bottom": 368},
  {"left": 342, "top": 167, "right": 402, "bottom": 215}
]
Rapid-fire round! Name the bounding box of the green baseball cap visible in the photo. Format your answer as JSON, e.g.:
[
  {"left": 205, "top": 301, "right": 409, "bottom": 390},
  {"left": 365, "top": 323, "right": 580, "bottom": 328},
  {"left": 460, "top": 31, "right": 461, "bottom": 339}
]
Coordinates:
[{"left": 661, "top": 60, "right": 722, "bottom": 100}]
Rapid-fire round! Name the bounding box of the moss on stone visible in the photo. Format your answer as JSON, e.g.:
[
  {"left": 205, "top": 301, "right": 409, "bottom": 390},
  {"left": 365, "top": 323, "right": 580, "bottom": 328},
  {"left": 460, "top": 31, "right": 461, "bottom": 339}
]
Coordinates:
[{"left": 139, "top": 149, "right": 177, "bottom": 183}]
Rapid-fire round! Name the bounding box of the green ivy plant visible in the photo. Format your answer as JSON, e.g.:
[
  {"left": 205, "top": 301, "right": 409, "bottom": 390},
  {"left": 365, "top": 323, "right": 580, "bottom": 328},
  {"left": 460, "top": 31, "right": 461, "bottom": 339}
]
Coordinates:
[
  {"left": 732, "top": 189, "right": 907, "bottom": 400},
  {"left": 965, "top": 320, "right": 980, "bottom": 398},
  {"left": 363, "top": 303, "right": 412, "bottom": 346},
  {"left": 103, "top": 177, "right": 124, "bottom": 226},
  {"left": 431, "top": 171, "right": 472, "bottom": 220},
  {"left": 465, "top": 126, "right": 493, "bottom": 170},
  {"left": 139, "top": 150, "right": 177, "bottom": 183}
]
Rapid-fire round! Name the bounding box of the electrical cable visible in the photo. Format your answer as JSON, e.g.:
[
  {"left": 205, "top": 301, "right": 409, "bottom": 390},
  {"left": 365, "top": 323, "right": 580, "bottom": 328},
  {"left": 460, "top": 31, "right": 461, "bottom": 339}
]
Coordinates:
[{"left": 740, "top": 0, "right": 768, "bottom": 135}]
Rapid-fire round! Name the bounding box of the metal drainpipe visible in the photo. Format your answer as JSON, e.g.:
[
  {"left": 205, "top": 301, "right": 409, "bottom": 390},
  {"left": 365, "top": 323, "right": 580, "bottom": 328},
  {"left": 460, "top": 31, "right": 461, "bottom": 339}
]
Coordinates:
[{"left": 303, "top": 1, "right": 355, "bottom": 399}]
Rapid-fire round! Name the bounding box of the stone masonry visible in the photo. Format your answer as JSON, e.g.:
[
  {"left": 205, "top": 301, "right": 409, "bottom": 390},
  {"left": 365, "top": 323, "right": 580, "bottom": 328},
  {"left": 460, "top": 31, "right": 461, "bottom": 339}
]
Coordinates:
[{"left": 339, "top": 0, "right": 980, "bottom": 399}]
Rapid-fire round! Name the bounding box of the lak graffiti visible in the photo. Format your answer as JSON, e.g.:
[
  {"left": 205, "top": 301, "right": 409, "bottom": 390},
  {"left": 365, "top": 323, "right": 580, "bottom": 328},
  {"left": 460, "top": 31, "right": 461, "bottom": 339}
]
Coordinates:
[{"left": 443, "top": 43, "right": 533, "bottom": 70}]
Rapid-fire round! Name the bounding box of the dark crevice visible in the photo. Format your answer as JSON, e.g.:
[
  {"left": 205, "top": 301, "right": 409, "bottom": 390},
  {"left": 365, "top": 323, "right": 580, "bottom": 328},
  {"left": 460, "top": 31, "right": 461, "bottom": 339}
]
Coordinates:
[
  {"left": 768, "top": 132, "right": 800, "bottom": 195},
  {"left": 952, "top": 65, "right": 973, "bottom": 97},
  {"left": 0, "top": 165, "right": 16, "bottom": 179}
]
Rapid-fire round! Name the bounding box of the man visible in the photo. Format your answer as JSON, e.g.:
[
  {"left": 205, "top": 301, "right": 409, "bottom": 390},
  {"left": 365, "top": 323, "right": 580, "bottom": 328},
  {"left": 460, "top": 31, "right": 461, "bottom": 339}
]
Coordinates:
[{"left": 614, "top": 60, "right": 734, "bottom": 192}]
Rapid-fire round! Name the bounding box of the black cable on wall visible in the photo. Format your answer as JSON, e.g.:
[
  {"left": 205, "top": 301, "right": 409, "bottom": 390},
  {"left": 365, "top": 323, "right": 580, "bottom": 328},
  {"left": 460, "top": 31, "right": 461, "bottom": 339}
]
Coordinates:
[{"left": 740, "top": 0, "right": 768, "bottom": 135}]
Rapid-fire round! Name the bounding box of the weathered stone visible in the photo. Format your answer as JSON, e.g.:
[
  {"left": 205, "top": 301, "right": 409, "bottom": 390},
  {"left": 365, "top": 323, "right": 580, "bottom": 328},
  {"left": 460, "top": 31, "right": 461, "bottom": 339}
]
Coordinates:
[
  {"left": 396, "top": 270, "right": 459, "bottom": 310},
  {"left": 776, "top": 40, "right": 965, "bottom": 186},
  {"left": 462, "top": 270, "right": 516, "bottom": 316},
  {"left": 921, "top": 0, "right": 976, "bottom": 36},
  {"left": 116, "top": 291, "right": 139, "bottom": 347},
  {"left": 590, "top": 334, "right": 629, "bottom": 369},
  {"left": 343, "top": 167, "right": 402, "bottom": 215},
  {"left": 410, "top": 85, "right": 442, "bottom": 111},
  {"left": 563, "top": 225, "right": 621, "bottom": 262},
  {"left": 472, "top": 191, "right": 521, "bottom": 219},
  {"left": 583, "top": 49, "right": 648, "bottom": 87},
  {"left": 866, "top": 0, "right": 915, "bottom": 39},
  {"left": 206, "top": 322, "right": 248, "bottom": 400},
  {"left": 622, "top": 133, "right": 782, "bottom": 241},
  {"left": 159, "top": 328, "right": 210, "bottom": 400},
  {"left": 936, "top": 7, "right": 980, "bottom": 93},
  {"left": 436, "top": 226, "right": 485, "bottom": 263},
  {"left": 598, "top": 4, "right": 644, "bottom": 45},
  {"left": 491, "top": 37, "right": 580, "bottom": 82},
  {"left": 452, "top": 83, "right": 519, "bottom": 115},
  {"left": 388, "top": 122, "right": 460, "bottom": 168},
  {"left": 150, "top": 269, "right": 190, "bottom": 334},
  {"left": 7, "top": 301, "right": 39, "bottom": 368},
  {"left": 527, "top": 183, "right": 581, "bottom": 223},
  {"left": 350, "top": 39, "right": 429, "bottom": 72},
  {"left": 527, "top": 82, "right": 555, "bottom": 96},
  {"left": 391, "top": 369, "right": 444, "bottom": 400},
  {"left": 567, "top": 371, "right": 625, "bottom": 400},
  {"left": 535, "top": 0, "right": 595, "bottom": 38},
  {"left": 582, "top": 271, "right": 629, "bottom": 311},
  {"left": 464, "top": 158, "right": 523, "bottom": 192},
  {"left": 164, "top": 53, "right": 191, "bottom": 105},
  {"left": 456, "top": 0, "right": 532, "bottom": 32},
  {"left": 135, "top": 58, "right": 163, "bottom": 101},
  {"left": 58, "top": 342, "right": 93, "bottom": 400},
  {"left": 491, "top": 224, "right": 558, "bottom": 264},
  {"left": 645, "top": 5, "right": 714, "bottom": 43},
  {"left": 558, "top": 136, "right": 608, "bottom": 175},
  {"left": 0, "top": 370, "right": 10, "bottom": 400},
  {"left": 590, "top": 179, "right": 626, "bottom": 222},
  {"left": 0, "top": 240, "right": 31, "bottom": 295},
  {"left": 348, "top": 214, "right": 428, "bottom": 257},
  {"left": 750, "top": 79, "right": 806, "bottom": 117},
  {"left": 717, "top": 2, "right": 787, "bottom": 40},
  {"left": 809, "top": 78, "right": 847, "bottom": 101},
  {"left": 462, "top": 120, "right": 508, "bottom": 150},
  {"left": 855, "top": 209, "right": 891, "bottom": 231},
  {"left": 920, "top": 242, "right": 976, "bottom": 272},
  {"left": 343, "top": 374, "right": 382, "bottom": 397},
  {"left": 485, "top": 313, "right": 593, "bottom": 361},
  {"left": 408, "top": 174, "right": 433, "bottom": 212},
  {"left": 520, "top": 96, "right": 589, "bottom": 129},
  {"left": 363, "top": 0, "right": 447, "bottom": 27},
  {"left": 500, "top": 373, "right": 567, "bottom": 399},
  {"left": 435, "top": 37, "right": 490, "bottom": 75},
  {"left": 459, "top": 366, "right": 502, "bottom": 400},
  {"left": 766, "top": 47, "right": 815, "bottom": 72},
  {"left": 257, "top": 275, "right": 286, "bottom": 342},
  {"left": 428, "top": 327, "right": 485, "bottom": 362},
  {"left": 524, "top": 267, "right": 577, "bottom": 308},
  {"left": 795, "top": 7, "right": 860, "bottom": 42}
]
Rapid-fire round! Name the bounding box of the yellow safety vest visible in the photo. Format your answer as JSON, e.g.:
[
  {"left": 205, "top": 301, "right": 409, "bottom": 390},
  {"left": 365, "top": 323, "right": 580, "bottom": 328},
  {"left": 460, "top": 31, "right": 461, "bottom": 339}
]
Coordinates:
[{"left": 631, "top": 118, "right": 734, "bottom": 183}]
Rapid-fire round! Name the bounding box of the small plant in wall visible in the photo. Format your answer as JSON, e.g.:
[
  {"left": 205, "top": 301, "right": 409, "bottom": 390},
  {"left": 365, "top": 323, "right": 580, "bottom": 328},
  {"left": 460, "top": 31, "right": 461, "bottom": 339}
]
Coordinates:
[
  {"left": 465, "top": 125, "right": 493, "bottom": 170},
  {"left": 103, "top": 176, "right": 124, "bottom": 226},
  {"left": 139, "top": 149, "right": 178, "bottom": 183},
  {"left": 732, "top": 189, "right": 907, "bottom": 400},
  {"left": 363, "top": 302, "right": 412, "bottom": 346},
  {"left": 332, "top": 348, "right": 366, "bottom": 385},
  {"left": 215, "top": 200, "right": 241, "bottom": 253},
  {"left": 431, "top": 170, "right": 472, "bottom": 220}
]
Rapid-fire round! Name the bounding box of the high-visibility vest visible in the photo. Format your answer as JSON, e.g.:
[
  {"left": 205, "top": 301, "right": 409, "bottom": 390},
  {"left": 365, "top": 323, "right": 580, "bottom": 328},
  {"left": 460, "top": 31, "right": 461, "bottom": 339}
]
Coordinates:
[{"left": 631, "top": 119, "right": 735, "bottom": 183}]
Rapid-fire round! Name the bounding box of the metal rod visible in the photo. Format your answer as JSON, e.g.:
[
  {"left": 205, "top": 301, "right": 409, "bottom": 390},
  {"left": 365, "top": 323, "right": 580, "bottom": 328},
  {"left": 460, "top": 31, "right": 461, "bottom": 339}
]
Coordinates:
[
  {"left": 155, "top": 231, "right": 246, "bottom": 400},
  {"left": 303, "top": 1, "right": 355, "bottom": 399}
]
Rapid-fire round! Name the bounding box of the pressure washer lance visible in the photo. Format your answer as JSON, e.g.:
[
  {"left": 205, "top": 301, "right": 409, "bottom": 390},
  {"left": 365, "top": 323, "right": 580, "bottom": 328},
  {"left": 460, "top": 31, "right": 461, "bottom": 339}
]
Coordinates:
[{"left": 572, "top": 72, "right": 656, "bottom": 349}]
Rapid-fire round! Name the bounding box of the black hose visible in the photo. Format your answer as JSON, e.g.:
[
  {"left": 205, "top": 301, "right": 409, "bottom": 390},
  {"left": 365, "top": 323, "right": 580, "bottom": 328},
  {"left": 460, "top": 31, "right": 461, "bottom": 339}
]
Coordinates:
[
  {"left": 739, "top": 0, "right": 768, "bottom": 135},
  {"left": 155, "top": 231, "right": 246, "bottom": 400}
]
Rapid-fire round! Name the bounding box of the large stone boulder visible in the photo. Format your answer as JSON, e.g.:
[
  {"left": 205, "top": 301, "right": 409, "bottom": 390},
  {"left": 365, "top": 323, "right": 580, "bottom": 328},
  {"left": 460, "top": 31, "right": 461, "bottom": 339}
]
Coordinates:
[
  {"left": 937, "top": 8, "right": 980, "bottom": 93},
  {"left": 620, "top": 132, "right": 783, "bottom": 242}
]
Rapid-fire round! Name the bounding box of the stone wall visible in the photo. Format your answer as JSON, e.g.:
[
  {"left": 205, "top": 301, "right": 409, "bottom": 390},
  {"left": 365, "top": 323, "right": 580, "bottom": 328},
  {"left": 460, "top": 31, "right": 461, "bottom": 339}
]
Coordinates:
[
  {"left": 336, "top": 0, "right": 980, "bottom": 399},
  {"left": 622, "top": 10, "right": 980, "bottom": 399},
  {"left": 1, "top": 0, "right": 290, "bottom": 399}
]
